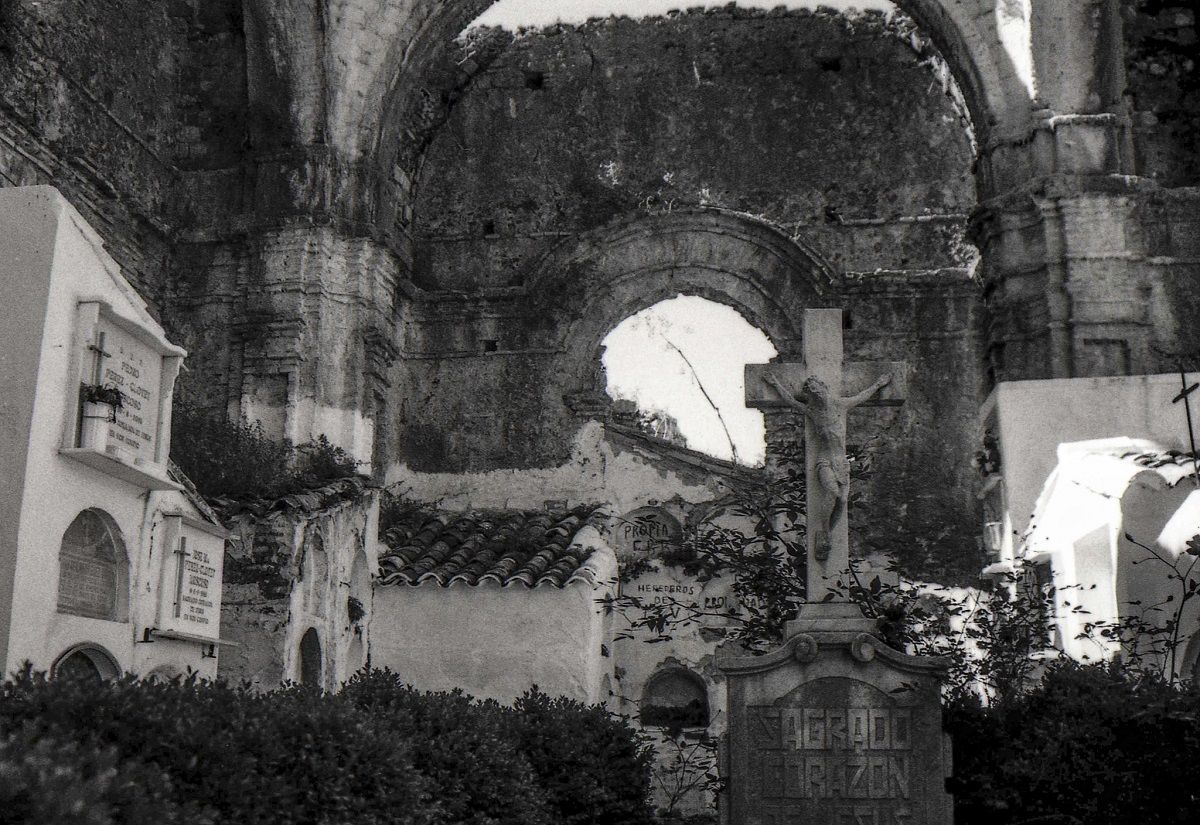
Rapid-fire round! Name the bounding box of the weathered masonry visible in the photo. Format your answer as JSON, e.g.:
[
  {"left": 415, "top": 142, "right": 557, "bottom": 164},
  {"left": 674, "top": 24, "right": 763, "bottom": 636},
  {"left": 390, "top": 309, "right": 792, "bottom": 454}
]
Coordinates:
[{"left": 0, "top": 2, "right": 1197, "bottom": 575}]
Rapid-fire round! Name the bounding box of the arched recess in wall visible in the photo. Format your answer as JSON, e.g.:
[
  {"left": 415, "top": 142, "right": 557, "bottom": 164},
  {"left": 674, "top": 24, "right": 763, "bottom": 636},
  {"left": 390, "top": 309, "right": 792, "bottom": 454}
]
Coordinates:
[
  {"left": 641, "top": 666, "right": 710, "bottom": 730},
  {"left": 366, "top": 0, "right": 1035, "bottom": 234},
  {"left": 530, "top": 210, "right": 833, "bottom": 406},
  {"left": 299, "top": 627, "right": 323, "bottom": 687},
  {"left": 302, "top": 531, "right": 329, "bottom": 616},
  {"left": 52, "top": 643, "right": 121, "bottom": 682},
  {"left": 346, "top": 541, "right": 371, "bottom": 677},
  {"left": 56, "top": 509, "right": 129, "bottom": 623}
]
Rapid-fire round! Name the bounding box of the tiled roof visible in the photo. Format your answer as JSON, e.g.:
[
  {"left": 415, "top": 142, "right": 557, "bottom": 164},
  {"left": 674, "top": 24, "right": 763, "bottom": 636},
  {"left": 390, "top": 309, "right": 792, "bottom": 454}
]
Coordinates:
[
  {"left": 1120, "top": 449, "right": 1199, "bottom": 484},
  {"left": 209, "top": 475, "right": 374, "bottom": 518},
  {"left": 378, "top": 505, "right": 607, "bottom": 588}
]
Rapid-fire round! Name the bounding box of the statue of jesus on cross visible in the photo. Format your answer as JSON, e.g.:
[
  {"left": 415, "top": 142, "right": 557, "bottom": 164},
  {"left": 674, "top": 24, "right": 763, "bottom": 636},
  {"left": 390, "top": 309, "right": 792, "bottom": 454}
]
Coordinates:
[
  {"left": 765, "top": 371, "right": 892, "bottom": 560},
  {"left": 745, "top": 308, "right": 906, "bottom": 597}
]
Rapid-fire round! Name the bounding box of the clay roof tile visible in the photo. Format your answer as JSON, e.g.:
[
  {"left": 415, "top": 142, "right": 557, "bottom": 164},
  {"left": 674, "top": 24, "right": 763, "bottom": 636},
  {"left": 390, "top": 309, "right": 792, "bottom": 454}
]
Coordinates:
[{"left": 378, "top": 504, "right": 604, "bottom": 589}]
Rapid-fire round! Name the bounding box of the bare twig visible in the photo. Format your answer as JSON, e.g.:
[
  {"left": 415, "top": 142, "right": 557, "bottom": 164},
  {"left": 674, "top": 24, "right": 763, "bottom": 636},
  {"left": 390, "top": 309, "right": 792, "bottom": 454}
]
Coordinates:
[{"left": 658, "top": 332, "right": 739, "bottom": 463}]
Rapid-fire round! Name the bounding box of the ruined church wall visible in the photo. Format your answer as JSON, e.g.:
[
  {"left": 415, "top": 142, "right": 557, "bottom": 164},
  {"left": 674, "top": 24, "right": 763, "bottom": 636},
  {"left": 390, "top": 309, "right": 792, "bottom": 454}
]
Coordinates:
[
  {"left": 1124, "top": 2, "right": 1199, "bottom": 188},
  {"left": 219, "top": 490, "right": 379, "bottom": 691},
  {"left": 413, "top": 11, "right": 975, "bottom": 292},
  {"left": 395, "top": 10, "right": 981, "bottom": 473},
  {"left": 0, "top": 0, "right": 190, "bottom": 304}
]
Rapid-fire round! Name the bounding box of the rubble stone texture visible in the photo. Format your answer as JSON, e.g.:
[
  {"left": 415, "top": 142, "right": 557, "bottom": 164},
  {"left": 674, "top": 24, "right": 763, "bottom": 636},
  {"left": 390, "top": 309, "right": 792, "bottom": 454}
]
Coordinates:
[{"left": 0, "top": 0, "right": 1196, "bottom": 579}]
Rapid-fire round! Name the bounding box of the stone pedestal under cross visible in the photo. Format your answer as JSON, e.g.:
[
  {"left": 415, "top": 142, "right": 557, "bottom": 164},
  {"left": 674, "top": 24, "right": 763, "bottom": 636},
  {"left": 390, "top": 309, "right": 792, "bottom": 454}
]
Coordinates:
[{"left": 745, "top": 308, "right": 906, "bottom": 601}]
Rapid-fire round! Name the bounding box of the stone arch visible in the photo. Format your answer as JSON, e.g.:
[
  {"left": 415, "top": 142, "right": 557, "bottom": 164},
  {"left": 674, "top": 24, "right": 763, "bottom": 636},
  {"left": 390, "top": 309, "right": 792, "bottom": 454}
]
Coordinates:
[
  {"left": 52, "top": 643, "right": 121, "bottom": 682},
  {"left": 533, "top": 210, "right": 830, "bottom": 403},
  {"left": 641, "top": 665, "right": 711, "bottom": 729},
  {"left": 56, "top": 509, "right": 129, "bottom": 623},
  {"left": 366, "top": 0, "right": 1041, "bottom": 230}
]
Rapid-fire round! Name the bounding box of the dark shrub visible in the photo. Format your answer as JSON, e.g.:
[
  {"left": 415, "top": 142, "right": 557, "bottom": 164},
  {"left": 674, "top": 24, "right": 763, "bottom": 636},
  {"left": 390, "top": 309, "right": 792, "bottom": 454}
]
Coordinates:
[
  {"left": 170, "top": 399, "right": 361, "bottom": 501},
  {"left": 0, "top": 670, "right": 435, "bottom": 825},
  {"left": 508, "top": 687, "right": 656, "bottom": 825},
  {"left": 340, "top": 670, "right": 552, "bottom": 825},
  {"left": 947, "top": 661, "right": 1200, "bottom": 825},
  {"left": 0, "top": 668, "right": 654, "bottom": 825},
  {"left": 0, "top": 721, "right": 201, "bottom": 825}
]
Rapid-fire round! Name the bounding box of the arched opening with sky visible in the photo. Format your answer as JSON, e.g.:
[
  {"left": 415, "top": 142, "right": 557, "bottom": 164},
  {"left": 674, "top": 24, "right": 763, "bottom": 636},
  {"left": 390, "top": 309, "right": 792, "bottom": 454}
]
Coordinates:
[{"left": 601, "top": 295, "right": 778, "bottom": 467}]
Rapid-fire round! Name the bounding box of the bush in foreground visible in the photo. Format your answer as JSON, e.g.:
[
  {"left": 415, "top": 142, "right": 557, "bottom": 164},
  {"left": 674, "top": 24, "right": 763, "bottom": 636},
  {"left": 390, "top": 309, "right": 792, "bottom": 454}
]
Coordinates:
[
  {"left": 947, "top": 662, "right": 1200, "bottom": 825},
  {"left": 0, "top": 668, "right": 655, "bottom": 825}
]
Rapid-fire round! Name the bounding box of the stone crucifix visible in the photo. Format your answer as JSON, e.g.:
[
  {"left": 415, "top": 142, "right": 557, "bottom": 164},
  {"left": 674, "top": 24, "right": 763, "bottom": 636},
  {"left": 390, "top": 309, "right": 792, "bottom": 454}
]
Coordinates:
[{"left": 745, "top": 309, "right": 906, "bottom": 596}]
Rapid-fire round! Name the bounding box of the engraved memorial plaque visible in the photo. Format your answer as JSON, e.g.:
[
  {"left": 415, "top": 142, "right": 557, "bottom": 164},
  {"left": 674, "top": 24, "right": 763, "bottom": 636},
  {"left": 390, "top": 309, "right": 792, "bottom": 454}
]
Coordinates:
[
  {"left": 613, "top": 507, "right": 682, "bottom": 557},
  {"left": 93, "top": 316, "right": 163, "bottom": 462},
  {"left": 720, "top": 631, "right": 952, "bottom": 825}
]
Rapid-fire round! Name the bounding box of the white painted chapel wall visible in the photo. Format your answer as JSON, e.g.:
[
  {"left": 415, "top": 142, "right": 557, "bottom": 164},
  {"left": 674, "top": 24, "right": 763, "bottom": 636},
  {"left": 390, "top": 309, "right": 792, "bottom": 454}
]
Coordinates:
[{"left": 0, "top": 186, "right": 223, "bottom": 680}]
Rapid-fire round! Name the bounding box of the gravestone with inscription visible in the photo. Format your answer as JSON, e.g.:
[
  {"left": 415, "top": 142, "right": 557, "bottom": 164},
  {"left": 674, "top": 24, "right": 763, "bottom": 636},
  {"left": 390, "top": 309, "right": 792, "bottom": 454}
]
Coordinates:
[
  {"left": 720, "top": 309, "right": 951, "bottom": 824},
  {"left": 719, "top": 624, "right": 951, "bottom": 825}
]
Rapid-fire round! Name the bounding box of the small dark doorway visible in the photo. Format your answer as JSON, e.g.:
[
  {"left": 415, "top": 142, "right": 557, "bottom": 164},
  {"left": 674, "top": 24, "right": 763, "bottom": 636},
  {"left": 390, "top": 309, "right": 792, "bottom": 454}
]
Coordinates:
[{"left": 299, "top": 628, "right": 322, "bottom": 687}]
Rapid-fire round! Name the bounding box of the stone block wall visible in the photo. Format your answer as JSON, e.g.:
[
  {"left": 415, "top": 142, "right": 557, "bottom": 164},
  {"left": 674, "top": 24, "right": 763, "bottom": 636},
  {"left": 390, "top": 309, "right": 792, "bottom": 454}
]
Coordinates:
[
  {"left": 382, "top": 10, "right": 987, "bottom": 578},
  {"left": 0, "top": 0, "right": 190, "bottom": 304}
]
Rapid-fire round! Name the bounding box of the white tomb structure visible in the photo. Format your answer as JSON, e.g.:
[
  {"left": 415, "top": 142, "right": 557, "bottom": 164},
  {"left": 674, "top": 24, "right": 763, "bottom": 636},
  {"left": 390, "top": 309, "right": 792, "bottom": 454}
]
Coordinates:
[
  {"left": 981, "top": 375, "right": 1200, "bottom": 678},
  {"left": 0, "top": 186, "right": 227, "bottom": 681}
]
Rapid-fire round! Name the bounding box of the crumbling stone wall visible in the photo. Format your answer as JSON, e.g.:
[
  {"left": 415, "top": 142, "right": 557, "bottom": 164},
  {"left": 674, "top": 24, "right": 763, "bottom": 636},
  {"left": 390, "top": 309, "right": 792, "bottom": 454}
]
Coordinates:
[
  {"left": 1124, "top": 0, "right": 1199, "bottom": 186},
  {"left": 413, "top": 10, "right": 975, "bottom": 291},
  {"left": 219, "top": 484, "right": 379, "bottom": 691},
  {"left": 388, "top": 10, "right": 985, "bottom": 577},
  {"left": 0, "top": 0, "right": 183, "bottom": 304}
]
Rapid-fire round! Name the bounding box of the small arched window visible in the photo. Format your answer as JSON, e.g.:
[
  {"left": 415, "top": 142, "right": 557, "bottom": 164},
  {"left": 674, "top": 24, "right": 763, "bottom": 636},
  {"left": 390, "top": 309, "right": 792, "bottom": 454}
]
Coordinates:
[
  {"left": 641, "top": 667, "right": 709, "bottom": 730},
  {"left": 52, "top": 644, "right": 120, "bottom": 682},
  {"left": 299, "top": 627, "right": 323, "bottom": 687},
  {"left": 57, "top": 509, "right": 128, "bottom": 622}
]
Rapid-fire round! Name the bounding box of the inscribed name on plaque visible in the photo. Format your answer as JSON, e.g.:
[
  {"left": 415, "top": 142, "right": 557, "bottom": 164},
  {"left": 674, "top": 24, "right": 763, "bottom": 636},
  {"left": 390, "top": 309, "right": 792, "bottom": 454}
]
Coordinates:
[
  {"left": 95, "top": 317, "right": 162, "bottom": 461},
  {"left": 625, "top": 567, "right": 736, "bottom": 620},
  {"left": 160, "top": 527, "right": 223, "bottom": 639},
  {"left": 613, "top": 507, "right": 681, "bottom": 557},
  {"left": 744, "top": 678, "right": 933, "bottom": 825}
]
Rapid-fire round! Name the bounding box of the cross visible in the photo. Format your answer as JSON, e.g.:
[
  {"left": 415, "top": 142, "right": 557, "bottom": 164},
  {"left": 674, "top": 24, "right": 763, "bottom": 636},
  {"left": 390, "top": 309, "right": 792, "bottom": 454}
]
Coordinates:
[
  {"left": 172, "top": 535, "right": 189, "bottom": 619},
  {"left": 1171, "top": 368, "right": 1200, "bottom": 489},
  {"left": 745, "top": 309, "right": 907, "bottom": 599}
]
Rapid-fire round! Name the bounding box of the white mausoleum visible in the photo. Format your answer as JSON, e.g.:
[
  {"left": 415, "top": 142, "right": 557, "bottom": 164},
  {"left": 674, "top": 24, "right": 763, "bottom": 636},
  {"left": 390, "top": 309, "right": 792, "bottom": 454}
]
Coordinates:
[{"left": 0, "top": 186, "right": 226, "bottom": 681}]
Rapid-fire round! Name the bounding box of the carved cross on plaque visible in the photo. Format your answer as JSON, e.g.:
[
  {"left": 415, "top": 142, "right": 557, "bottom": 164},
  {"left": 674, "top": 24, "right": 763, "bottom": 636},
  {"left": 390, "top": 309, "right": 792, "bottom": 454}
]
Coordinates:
[{"left": 745, "top": 309, "right": 906, "bottom": 597}]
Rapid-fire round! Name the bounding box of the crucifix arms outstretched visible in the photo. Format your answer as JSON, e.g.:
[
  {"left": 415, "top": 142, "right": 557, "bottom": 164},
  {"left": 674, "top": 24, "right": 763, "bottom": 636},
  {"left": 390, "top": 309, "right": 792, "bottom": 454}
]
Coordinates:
[{"left": 765, "top": 372, "right": 892, "bottom": 560}]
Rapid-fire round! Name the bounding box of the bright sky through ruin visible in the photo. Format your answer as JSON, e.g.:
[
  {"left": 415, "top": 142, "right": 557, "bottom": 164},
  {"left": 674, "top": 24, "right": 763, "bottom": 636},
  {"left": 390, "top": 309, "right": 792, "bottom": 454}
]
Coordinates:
[
  {"left": 472, "top": 0, "right": 896, "bottom": 29},
  {"left": 602, "top": 296, "right": 778, "bottom": 466}
]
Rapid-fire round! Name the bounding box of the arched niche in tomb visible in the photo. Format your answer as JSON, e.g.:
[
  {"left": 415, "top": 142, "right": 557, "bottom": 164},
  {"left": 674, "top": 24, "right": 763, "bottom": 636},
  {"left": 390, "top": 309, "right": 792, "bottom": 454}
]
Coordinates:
[
  {"left": 612, "top": 507, "right": 683, "bottom": 560},
  {"left": 56, "top": 509, "right": 129, "bottom": 623},
  {"left": 641, "top": 666, "right": 710, "bottom": 730},
  {"left": 52, "top": 643, "right": 120, "bottom": 682},
  {"left": 302, "top": 531, "right": 329, "bottom": 616},
  {"left": 299, "top": 627, "right": 323, "bottom": 687},
  {"left": 346, "top": 542, "right": 371, "bottom": 676}
]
